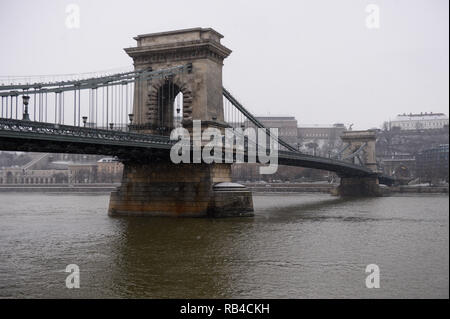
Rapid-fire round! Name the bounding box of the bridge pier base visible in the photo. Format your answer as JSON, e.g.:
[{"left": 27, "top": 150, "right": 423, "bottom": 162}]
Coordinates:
[
  {"left": 108, "top": 162, "right": 254, "bottom": 217},
  {"left": 337, "top": 176, "right": 382, "bottom": 197}
]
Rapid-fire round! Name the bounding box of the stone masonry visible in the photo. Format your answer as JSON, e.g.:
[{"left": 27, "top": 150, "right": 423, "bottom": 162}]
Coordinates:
[
  {"left": 108, "top": 28, "right": 254, "bottom": 217},
  {"left": 337, "top": 130, "right": 381, "bottom": 196}
]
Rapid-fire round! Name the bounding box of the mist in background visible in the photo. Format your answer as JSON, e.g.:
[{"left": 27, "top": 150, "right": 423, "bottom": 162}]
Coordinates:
[{"left": 0, "top": 0, "right": 448, "bottom": 129}]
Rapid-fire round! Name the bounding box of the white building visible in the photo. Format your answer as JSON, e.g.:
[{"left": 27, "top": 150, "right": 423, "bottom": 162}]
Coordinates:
[{"left": 390, "top": 112, "right": 449, "bottom": 130}]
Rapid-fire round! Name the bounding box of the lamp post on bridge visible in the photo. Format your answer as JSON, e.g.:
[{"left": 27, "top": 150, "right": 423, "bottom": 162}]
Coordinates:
[
  {"left": 22, "top": 95, "right": 30, "bottom": 121},
  {"left": 176, "top": 106, "right": 181, "bottom": 127},
  {"left": 128, "top": 114, "right": 134, "bottom": 132},
  {"left": 82, "top": 116, "right": 88, "bottom": 127}
]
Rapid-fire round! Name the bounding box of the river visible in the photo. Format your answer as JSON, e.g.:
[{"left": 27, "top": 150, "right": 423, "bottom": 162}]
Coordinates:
[{"left": 0, "top": 193, "right": 448, "bottom": 298}]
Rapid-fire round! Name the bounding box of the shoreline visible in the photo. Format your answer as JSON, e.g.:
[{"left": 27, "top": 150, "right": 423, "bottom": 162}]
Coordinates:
[
  {"left": 0, "top": 184, "right": 118, "bottom": 193},
  {"left": 0, "top": 183, "right": 447, "bottom": 195},
  {"left": 244, "top": 182, "right": 449, "bottom": 195}
]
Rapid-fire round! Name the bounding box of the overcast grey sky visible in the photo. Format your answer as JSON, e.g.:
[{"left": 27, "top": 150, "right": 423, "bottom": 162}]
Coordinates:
[{"left": 0, "top": 0, "right": 448, "bottom": 129}]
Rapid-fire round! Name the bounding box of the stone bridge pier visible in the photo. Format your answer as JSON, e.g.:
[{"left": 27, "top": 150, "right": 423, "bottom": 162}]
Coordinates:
[
  {"left": 337, "top": 130, "right": 382, "bottom": 196},
  {"left": 108, "top": 28, "right": 253, "bottom": 217}
]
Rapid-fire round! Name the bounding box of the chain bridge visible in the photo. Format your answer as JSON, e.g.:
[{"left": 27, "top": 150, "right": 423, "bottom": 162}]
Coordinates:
[{"left": 0, "top": 28, "right": 391, "bottom": 217}]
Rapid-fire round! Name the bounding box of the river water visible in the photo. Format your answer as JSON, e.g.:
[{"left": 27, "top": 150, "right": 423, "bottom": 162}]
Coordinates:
[{"left": 0, "top": 192, "right": 448, "bottom": 298}]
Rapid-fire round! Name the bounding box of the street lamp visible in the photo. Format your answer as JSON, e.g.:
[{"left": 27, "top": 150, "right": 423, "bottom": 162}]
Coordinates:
[
  {"left": 82, "top": 116, "right": 88, "bottom": 127},
  {"left": 128, "top": 113, "right": 134, "bottom": 125},
  {"left": 109, "top": 123, "right": 114, "bottom": 130},
  {"left": 22, "top": 95, "right": 30, "bottom": 121}
]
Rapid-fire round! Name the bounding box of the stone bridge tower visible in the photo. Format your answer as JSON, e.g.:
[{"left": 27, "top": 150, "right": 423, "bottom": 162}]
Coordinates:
[
  {"left": 108, "top": 28, "right": 254, "bottom": 217},
  {"left": 337, "top": 130, "right": 382, "bottom": 196},
  {"left": 124, "top": 28, "right": 230, "bottom": 134},
  {"left": 340, "top": 130, "right": 377, "bottom": 172}
]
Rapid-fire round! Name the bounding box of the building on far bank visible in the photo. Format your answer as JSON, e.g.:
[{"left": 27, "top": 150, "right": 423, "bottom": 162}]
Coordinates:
[
  {"left": 68, "top": 163, "right": 98, "bottom": 184},
  {"left": 377, "top": 116, "right": 449, "bottom": 180},
  {"left": 297, "top": 123, "right": 347, "bottom": 156},
  {"left": 97, "top": 157, "right": 123, "bottom": 183},
  {"left": 388, "top": 112, "right": 449, "bottom": 131},
  {"left": 245, "top": 116, "right": 347, "bottom": 156},
  {"left": 67, "top": 158, "right": 123, "bottom": 184},
  {"left": 231, "top": 117, "right": 347, "bottom": 182},
  {"left": 252, "top": 116, "right": 299, "bottom": 147},
  {"left": 415, "top": 144, "right": 449, "bottom": 184},
  {"left": 0, "top": 168, "right": 67, "bottom": 184},
  {"left": 0, "top": 153, "right": 123, "bottom": 185}
]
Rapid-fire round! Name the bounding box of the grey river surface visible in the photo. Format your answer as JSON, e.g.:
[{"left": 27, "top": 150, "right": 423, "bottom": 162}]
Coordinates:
[{"left": 0, "top": 193, "right": 448, "bottom": 298}]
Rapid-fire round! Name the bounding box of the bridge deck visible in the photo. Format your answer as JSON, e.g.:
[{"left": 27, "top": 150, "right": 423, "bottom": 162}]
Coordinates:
[{"left": 0, "top": 118, "right": 376, "bottom": 177}]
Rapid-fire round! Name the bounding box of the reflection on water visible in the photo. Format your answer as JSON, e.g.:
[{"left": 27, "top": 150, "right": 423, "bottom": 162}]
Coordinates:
[{"left": 0, "top": 193, "right": 448, "bottom": 298}]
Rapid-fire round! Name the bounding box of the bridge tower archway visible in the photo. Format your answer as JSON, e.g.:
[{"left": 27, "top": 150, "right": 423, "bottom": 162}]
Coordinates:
[{"left": 144, "top": 76, "right": 194, "bottom": 135}]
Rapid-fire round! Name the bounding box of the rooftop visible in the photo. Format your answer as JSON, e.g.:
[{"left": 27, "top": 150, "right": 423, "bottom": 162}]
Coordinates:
[
  {"left": 394, "top": 112, "right": 448, "bottom": 121},
  {"left": 298, "top": 124, "right": 346, "bottom": 128},
  {"left": 134, "top": 27, "right": 224, "bottom": 41},
  {"left": 255, "top": 116, "right": 297, "bottom": 121},
  {"left": 98, "top": 158, "right": 119, "bottom": 163}
]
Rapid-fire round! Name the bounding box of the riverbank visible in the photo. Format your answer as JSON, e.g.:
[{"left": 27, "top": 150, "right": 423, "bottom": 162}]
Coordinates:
[
  {"left": 0, "top": 182, "right": 447, "bottom": 194},
  {"left": 0, "top": 184, "right": 118, "bottom": 193},
  {"left": 244, "top": 182, "right": 449, "bottom": 195},
  {"left": 389, "top": 185, "right": 449, "bottom": 194},
  {"left": 244, "top": 182, "right": 336, "bottom": 194}
]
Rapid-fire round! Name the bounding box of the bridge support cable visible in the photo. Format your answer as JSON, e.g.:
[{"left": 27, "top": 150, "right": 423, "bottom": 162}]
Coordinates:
[
  {"left": 222, "top": 87, "right": 299, "bottom": 153},
  {"left": 0, "top": 64, "right": 191, "bottom": 131},
  {"left": 62, "top": 91, "right": 65, "bottom": 124},
  {"left": 45, "top": 91, "right": 48, "bottom": 123},
  {"left": 73, "top": 89, "right": 77, "bottom": 126},
  {"left": 341, "top": 142, "right": 367, "bottom": 161},
  {"left": 125, "top": 82, "right": 129, "bottom": 127},
  {"left": 106, "top": 85, "right": 109, "bottom": 128},
  {"left": 332, "top": 143, "right": 350, "bottom": 160},
  {"left": 221, "top": 88, "right": 379, "bottom": 174},
  {"left": 15, "top": 94, "right": 18, "bottom": 120}
]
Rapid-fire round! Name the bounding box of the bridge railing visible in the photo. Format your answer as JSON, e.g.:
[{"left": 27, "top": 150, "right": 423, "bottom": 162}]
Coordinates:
[
  {"left": 0, "top": 118, "right": 173, "bottom": 147},
  {"left": 0, "top": 117, "right": 376, "bottom": 177}
]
